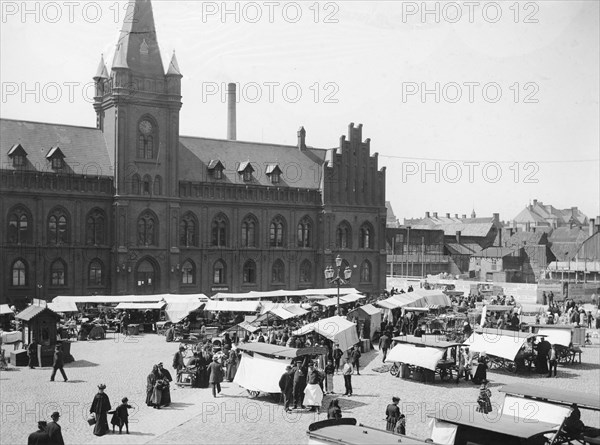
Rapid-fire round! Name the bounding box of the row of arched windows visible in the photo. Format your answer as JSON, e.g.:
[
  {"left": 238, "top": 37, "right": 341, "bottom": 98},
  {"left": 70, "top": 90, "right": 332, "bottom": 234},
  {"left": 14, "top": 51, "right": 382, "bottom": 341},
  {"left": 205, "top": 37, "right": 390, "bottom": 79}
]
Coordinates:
[
  {"left": 10, "top": 258, "right": 105, "bottom": 287},
  {"left": 130, "top": 174, "right": 161, "bottom": 196},
  {"left": 7, "top": 205, "right": 106, "bottom": 246},
  {"left": 337, "top": 221, "right": 374, "bottom": 249},
  {"left": 178, "top": 213, "right": 315, "bottom": 249}
]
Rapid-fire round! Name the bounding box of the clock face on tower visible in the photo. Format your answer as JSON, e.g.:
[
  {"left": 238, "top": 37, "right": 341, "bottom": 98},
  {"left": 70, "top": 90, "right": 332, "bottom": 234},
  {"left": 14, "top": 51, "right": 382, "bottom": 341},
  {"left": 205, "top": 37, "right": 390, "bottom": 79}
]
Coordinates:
[{"left": 139, "top": 120, "right": 153, "bottom": 135}]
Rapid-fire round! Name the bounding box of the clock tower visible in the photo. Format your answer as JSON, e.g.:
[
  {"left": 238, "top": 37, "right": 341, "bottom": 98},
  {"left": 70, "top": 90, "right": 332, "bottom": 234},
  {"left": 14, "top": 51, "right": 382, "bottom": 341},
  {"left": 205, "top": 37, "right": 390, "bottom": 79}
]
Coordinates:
[{"left": 92, "top": 0, "right": 183, "bottom": 294}]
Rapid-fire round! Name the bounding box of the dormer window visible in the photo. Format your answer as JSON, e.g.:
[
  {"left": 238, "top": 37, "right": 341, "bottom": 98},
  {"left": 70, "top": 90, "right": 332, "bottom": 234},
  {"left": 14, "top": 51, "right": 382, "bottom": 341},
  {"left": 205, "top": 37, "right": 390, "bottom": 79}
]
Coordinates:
[
  {"left": 208, "top": 159, "right": 225, "bottom": 180},
  {"left": 46, "top": 146, "right": 66, "bottom": 170},
  {"left": 238, "top": 161, "right": 254, "bottom": 182},
  {"left": 8, "top": 143, "right": 27, "bottom": 167},
  {"left": 266, "top": 163, "right": 282, "bottom": 184}
]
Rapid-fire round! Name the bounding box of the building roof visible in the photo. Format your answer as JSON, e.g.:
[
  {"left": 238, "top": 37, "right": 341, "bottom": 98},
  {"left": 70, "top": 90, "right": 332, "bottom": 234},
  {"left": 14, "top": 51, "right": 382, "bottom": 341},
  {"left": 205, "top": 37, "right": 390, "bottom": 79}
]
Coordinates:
[
  {"left": 385, "top": 201, "right": 398, "bottom": 227},
  {"left": 513, "top": 207, "right": 548, "bottom": 225},
  {"left": 1, "top": 119, "right": 113, "bottom": 176},
  {"left": 576, "top": 232, "right": 600, "bottom": 261},
  {"left": 499, "top": 382, "right": 600, "bottom": 411},
  {"left": 514, "top": 201, "right": 589, "bottom": 227},
  {"left": 474, "top": 246, "right": 520, "bottom": 258},
  {"left": 445, "top": 243, "right": 481, "bottom": 255},
  {"left": 505, "top": 230, "right": 547, "bottom": 247},
  {"left": 15, "top": 305, "right": 60, "bottom": 321},
  {"left": 178, "top": 136, "right": 326, "bottom": 189},
  {"left": 549, "top": 227, "right": 590, "bottom": 243}
]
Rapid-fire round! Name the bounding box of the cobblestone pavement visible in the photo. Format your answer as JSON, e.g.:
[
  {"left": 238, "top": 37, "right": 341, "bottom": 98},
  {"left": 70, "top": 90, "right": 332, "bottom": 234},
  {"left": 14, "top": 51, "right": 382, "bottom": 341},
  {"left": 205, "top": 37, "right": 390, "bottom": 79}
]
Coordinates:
[{"left": 1, "top": 332, "right": 599, "bottom": 444}]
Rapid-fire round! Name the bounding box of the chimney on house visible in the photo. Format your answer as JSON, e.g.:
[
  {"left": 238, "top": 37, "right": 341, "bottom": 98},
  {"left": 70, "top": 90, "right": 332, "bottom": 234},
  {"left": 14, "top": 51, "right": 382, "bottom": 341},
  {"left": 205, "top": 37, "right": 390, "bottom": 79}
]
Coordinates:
[
  {"left": 226, "top": 83, "right": 237, "bottom": 140},
  {"left": 526, "top": 222, "right": 531, "bottom": 232},
  {"left": 433, "top": 212, "right": 438, "bottom": 218},
  {"left": 456, "top": 231, "right": 461, "bottom": 244},
  {"left": 533, "top": 199, "right": 537, "bottom": 206},
  {"left": 509, "top": 228, "right": 514, "bottom": 237},
  {"left": 493, "top": 213, "right": 499, "bottom": 221},
  {"left": 455, "top": 214, "right": 458, "bottom": 218},
  {"left": 446, "top": 213, "right": 450, "bottom": 218},
  {"left": 590, "top": 218, "right": 596, "bottom": 237},
  {"left": 532, "top": 227, "right": 536, "bottom": 233},
  {"left": 462, "top": 214, "right": 467, "bottom": 219},
  {"left": 297, "top": 126, "right": 306, "bottom": 150},
  {"left": 425, "top": 212, "right": 431, "bottom": 218}
]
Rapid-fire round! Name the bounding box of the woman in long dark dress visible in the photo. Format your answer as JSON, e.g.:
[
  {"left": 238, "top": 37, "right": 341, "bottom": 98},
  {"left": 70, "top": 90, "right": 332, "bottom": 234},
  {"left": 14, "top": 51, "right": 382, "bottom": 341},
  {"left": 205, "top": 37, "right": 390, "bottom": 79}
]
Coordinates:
[
  {"left": 225, "top": 348, "right": 238, "bottom": 382},
  {"left": 156, "top": 363, "right": 172, "bottom": 406},
  {"left": 146, "top": 365, "right": 158, "bottom": 406},
  {"left": 90, "top": 384, "right": 111, "bottom": 436},
  {"left": 472, "top": 353, "right": 488, "bottom": 385}
]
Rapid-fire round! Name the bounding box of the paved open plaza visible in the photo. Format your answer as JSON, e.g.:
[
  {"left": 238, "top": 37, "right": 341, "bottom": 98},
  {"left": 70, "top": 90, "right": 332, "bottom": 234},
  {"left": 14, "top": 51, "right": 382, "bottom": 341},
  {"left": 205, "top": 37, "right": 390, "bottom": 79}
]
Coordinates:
[{"left": 1, "top": 330, "right": 599, "bottom": 445}]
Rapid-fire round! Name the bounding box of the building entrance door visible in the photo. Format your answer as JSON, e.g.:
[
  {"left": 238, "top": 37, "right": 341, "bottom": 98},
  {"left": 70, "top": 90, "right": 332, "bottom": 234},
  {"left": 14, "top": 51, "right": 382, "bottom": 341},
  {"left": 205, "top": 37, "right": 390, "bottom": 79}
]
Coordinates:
[{"left": 136, "top": 259, "right": 156, "bottom": 294}]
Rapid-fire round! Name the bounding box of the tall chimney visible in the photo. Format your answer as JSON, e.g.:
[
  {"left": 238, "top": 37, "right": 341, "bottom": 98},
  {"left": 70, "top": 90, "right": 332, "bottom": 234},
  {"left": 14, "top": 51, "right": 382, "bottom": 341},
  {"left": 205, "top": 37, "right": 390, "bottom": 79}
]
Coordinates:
[
  {"left": 297, "top": 126, "right": 306, "bottom": 150},
  {"left": 462, "top": 214, "right": 467, "bottom": 219},
  {"left": 590, "top": 218, "right": 596, "bottom": 237},
  {"left": 455, "top": 214, "right": 458, "bottom": 218},
  {"left": 433, "top": 212, "right": 438, "bottom": 218},
  {"left": 227, "top": 82, "right": 236, "bottom": 140},
  {"left": 456, "top": 231, "right": 461, "bottom": 244},
  {"left": 425, "top": 212, "right": 431, "bottom": 218},
  {"left": 446, "top": 213, "right": 450, "bottom": 218}
]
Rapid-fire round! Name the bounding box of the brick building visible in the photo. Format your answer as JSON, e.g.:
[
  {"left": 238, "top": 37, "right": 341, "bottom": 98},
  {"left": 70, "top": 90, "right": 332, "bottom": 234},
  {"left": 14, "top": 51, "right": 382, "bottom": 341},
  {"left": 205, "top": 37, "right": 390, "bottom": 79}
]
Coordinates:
[{"left": 0, "top": 0, "right": 387, "bottom": 306}]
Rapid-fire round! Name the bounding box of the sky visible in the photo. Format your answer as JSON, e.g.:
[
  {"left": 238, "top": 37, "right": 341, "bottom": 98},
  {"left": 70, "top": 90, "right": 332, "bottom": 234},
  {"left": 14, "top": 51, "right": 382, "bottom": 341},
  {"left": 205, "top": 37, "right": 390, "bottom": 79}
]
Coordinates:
[{"left": 1, "top": 1, "right": 599, "bottom": 223}]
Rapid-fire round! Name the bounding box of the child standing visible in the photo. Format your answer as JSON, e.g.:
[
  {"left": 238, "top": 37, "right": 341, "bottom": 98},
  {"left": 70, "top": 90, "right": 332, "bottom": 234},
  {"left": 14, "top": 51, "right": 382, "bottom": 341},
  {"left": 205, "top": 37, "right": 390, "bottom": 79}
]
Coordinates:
[
  {"left": 110, "top": 397, "right": 132, "bottom": 434},
  {"left": 324, "top": 360, "right": 335, "bottom": 394}
]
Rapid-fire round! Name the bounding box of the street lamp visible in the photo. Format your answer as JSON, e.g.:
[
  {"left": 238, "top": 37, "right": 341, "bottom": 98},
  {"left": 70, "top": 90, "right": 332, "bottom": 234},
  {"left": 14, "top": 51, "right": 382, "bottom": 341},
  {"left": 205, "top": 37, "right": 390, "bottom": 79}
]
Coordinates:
[{"left": 324, "top": 255, "right": 352, "bottom": 315}]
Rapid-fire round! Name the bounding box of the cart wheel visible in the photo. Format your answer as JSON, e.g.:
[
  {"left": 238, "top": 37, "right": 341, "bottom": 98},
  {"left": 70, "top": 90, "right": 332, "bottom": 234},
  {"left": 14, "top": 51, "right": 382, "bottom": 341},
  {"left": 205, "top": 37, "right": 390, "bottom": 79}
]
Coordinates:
[
  {"left": 247, "top": 390, "right": 260, "bottom": 398},
  {"left": 390, "top": 363, "right": 400, "bottom": 377}
]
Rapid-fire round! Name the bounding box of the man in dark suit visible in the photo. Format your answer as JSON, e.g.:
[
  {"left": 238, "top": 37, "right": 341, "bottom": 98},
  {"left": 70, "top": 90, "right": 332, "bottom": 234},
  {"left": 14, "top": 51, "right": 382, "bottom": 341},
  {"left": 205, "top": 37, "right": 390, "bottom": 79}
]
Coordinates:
[
  {"left": 27, "top": 340, "right": 38, "bottom": 369},
  {"left": 379, "top": 332, "right": 391, "bottom": 362},
  {"left": 207, "top": 356, "right": 223, "bottom": 398},
  {"left": 27, "top": 421, "right": 49, "bottom": 445},
  {"left": 279, "top": 365, "right": 294, "bottom": 412},
  {"left": 46, "top": 412, "right": 64, "bottom": 445},
  {"left": 50, "top": 346, "right": 67, "bottom": 382}
]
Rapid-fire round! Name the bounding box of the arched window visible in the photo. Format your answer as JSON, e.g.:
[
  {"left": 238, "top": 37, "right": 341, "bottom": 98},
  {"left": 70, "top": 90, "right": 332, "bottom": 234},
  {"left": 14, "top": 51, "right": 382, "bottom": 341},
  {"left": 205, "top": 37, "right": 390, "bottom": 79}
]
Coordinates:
[
  {"left": 51, "top": 259, "right": 66, "bottom": 286},
  {"left": 131, "top": 174, "right": 141, "bottom": 195},
  {"left": 86, "top": 209, "right": 106, "bottom": 246},
  {"left": 299, "top": 260, "right": 312, "bottom": 283},
  {"left": 137, "top": 211, "right": 157, "bottom": 246},
  {"left": 48, "top": 208, "right": 69, "bottom": 245},
  {"left": 181, "top": 260, "right": 195, "bottom": 284},
  {"left": 359, "top": 223, "right": 373, "bottom": 249},
  {"left": 360, "top": 260, "right": 372, "bottom": 283},
  {"left": 12, "top": 259, "right": 27, "bottom": 286},
  {"left": 142, "top": 175, "right": 152, "bottom": 195},
  {"left": 211, "top": 214, "right": 228, "bottom": 247},
  {"left": 297, "top": 216, "right": 312, "bottom": 248},
  {"left": 89, "top": 260, "right": 103, "bottom": 286},
  {"left": 179, "top": 212, "right": 198, "bottom": 247},
  {"left": 243, "top": 260, "right": 256, "bottom": 284},
  {"left": 241, "top": 215, "right": 257, "bottom": 247},
  {"left": 137, "top": 118, "right": 156, "bottom": 160},
  {"left": 153, "top": 175, "right": 162, "bottom": 196},
  {"left": 272, "top": 260, "right": 285, "bottom": 283},
  {"left": 213, "top": 260, "right": 226, "bottom": 284},
  {"left": 7, "top": 206, "right": 31, "bottom": 244},
  {"left": 336, "top": 221, "right": 352, "bottom": 249},
  {"left": 269, "top": 216, "right": 286, "bottom": 247}
]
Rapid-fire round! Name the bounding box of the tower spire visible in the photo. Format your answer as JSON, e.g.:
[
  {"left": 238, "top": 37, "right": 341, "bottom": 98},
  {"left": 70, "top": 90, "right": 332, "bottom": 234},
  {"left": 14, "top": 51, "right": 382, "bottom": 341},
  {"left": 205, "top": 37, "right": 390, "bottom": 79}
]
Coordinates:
[
  {"left": 166, "top": 51, "right": 182, "bottom": 76},
  {"left": 93, "top": 54, "right": 109, "bottom": 80},
  {"left": 111, "top": 0, "right": 164, "bottom": 75}
]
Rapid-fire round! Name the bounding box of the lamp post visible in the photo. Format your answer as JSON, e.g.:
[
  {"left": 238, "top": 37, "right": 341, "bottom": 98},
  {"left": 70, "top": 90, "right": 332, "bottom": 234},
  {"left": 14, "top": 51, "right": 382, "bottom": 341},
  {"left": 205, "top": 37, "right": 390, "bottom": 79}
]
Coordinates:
[{"left": 324, "top": 255, "right": 352, "bottom": 315}]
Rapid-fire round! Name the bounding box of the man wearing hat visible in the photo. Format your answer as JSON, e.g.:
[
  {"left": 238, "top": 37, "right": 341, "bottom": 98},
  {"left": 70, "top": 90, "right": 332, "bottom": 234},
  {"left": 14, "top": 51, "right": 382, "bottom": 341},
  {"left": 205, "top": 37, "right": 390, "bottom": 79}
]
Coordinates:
[
  {"left": 173, "top": 346, "right": 186, "bottom": 382},
  {"left": 27, "top": 421, "right": 48, "bottom": 445},
  {"left": 207, "top": 355, "right": 224, "bottom": 398},
  {"left": 47, "top": 412, "right": 64, "bottom": 445},
  {"left": 50, "top": 345, "right": 67, "bottom": 382},
  {"left": 278, "top": 365, "right": 295, "bottom": 412}
]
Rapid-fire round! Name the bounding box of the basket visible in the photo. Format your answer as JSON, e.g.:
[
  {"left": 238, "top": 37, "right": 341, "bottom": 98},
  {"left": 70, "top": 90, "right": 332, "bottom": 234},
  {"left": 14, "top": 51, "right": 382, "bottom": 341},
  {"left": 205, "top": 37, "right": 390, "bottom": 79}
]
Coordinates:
[{"left": 87, "top": 415, "right": 96, "bottom": 426}]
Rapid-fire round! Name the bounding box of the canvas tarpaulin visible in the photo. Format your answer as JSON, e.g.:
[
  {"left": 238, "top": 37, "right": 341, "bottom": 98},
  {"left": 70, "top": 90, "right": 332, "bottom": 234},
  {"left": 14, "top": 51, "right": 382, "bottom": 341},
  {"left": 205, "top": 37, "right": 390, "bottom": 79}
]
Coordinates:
[
  {"left": 114, "top": 302, "right": 166, "bottom": 310},
  {"left": 292, "top": 316, "right": 359, "bottom": 352},
  {"left": 204, "top": 300, "right": 261, "bottom": 313},
  {"left": 0, "top": 304, "right": 14, "bottom": 315},
  {"left": 233, "top": 352, "right": 290, "bottom": 393},
  {"left": 535, "top": 328, "right": 572, "bottom": 347},
  {"left": 47, "top": 301, "right": 79, "bottom": 313},
  {"left": 501, "top": 395, "right": 570, "bottom": 425},
  {"left": 465, "top": 331, "right": 529, "bottom": 361},
  {"left": 385, "top": 343, "right": 445, "bottom": 371},
  {"left": 428, "top": 418, "right": 458, "bottom": 445},
  {"left": 164, "top": 301, "right": 205, "bottom": 323}
]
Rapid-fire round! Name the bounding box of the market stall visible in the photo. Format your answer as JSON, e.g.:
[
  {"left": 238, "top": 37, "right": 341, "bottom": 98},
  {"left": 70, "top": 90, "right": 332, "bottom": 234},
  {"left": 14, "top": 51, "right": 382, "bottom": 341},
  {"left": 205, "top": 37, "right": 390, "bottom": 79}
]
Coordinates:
[
  {"left": 292, "top": 315, "right": 359, "bottom": 352},
  {"left": 347, "top": 304, "right": 382, "bottom": 341}
]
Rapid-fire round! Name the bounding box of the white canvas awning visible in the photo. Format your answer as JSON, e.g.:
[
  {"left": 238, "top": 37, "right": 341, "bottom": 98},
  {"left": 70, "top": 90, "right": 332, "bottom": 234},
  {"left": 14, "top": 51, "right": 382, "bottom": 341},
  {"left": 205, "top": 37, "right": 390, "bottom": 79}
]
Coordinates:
[
  {"left": 292, "top": 316, "right": 359, "bottom": 352},
  {"left": 47, "top": 301, "right": 79, "bottom": 313},
  {"left": 164, "top": 301, "right": 205, "bottom": 323},
  {"left": 212, "top": 288, "right": 360, "bottom": 300},
  {"left": 376, "top": 290, "right": 451, "bottom": 310},
  {"left": 115, "top": 302, "right": 166, "bottom": 310},
  {"left": 317, "top": 293, "right": 366, "bottom": 307},
  {"left": 385, "top": 343, "right": 445, "bottom": 371},
  {"left": 204, "top": 300, "right": 261, "bottom": 313},
  {"left": 348, "top": 304, "right": 382, "bottom": 317},
  {"left": 0, "top": 304, "right": 14, "bottom": 315},
  {"left": 465, "top": 330, "right": 531, "bottom": 361},
  {"left": 536, "top": 328, "right": 572, "bottom": 347},
  {"left": 233, "top": 352, "right": 290, "bottom": 393}
]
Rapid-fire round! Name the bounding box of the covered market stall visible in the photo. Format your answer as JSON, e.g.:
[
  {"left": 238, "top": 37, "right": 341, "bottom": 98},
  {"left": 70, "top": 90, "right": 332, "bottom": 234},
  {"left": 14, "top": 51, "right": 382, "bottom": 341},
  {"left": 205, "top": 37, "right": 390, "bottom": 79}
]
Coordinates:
[
  {"left": 347, "top": 304, "right": 382, "bottom": 341},
  {"left": 292, "top": 315, "right": 359, "bottom": 352}
]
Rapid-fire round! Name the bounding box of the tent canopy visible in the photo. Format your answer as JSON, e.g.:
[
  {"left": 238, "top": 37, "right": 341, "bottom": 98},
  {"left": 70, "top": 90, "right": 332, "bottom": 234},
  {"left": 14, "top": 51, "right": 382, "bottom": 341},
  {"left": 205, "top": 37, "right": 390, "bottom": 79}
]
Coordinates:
[
  {"left": 292, "top": 316, "right": 359, "bottom": 352},
  {"left": 385, "top": 343, "right": 445, "bottom": 371},
  {"left": 212, "top": 288, "right": 360, "bottom": 300},
  {"left": 204, "top": 300, "right": 261, "bottom": 313},
  {"left": 317, "top": 293, "right": 365, "bottom": 307},
  {"left": 465, "top": 329, "right": 533, "bottom": 361},
  {"left": 0, "top": 304, "right": 14, "bottom": 315},
  {"left": 52, "top": 293, "right": 208, "bottom": 305},
  {"left": 348, "top": 304, "right": 381, "bottom": 317},
  {"left": 499, "top": 383, "right": 600, "bottom": 411},
  {"left": 115, "top": 302, "right": 166, "bottom": 310},
  {"left": 47, "top": 301, "right": 79, "bottom": 313},
  {"left": 164, "top": 301, "right": 205, "bottom": 323},
  {"left": 234, "top": 352, "right": 289, "bottom": 393},
  {"left": 376, "top": 290, "right": 451, "bottom": 310}
]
